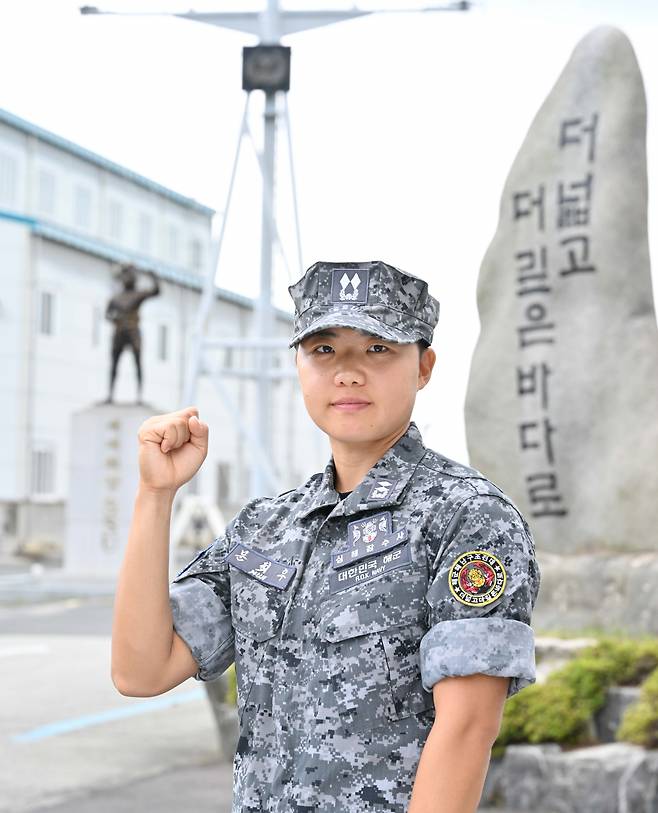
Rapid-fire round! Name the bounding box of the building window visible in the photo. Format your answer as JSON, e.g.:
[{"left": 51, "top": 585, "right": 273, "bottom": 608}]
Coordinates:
[
  {"left": 217, "top": 462, "right": 231, "bottom": 503},
  {"left": 138, "top": 212, "right": 152, "bottom": 253},
  {"left": 73, "top": 185, "right": 92, "bottom": 230},
  {"left": 108, "top": 200, "right": 123, "bottom": 240},
  {"left": 92, "top": 305, "right": 102, "bottom": 347},
  {"left": 38, "top": 169, "right": 56, "bottom": 215},
  {"left": 224, "top": 347, "right": 234, "bottom": 369},
  {"left": 168, "top": 224, "right": 179, "bottom": 262},
  {"left": 158, "top": 324, "right": 168, "bottom": 361},
  {"left": 39, "top": 291, "right": 55, "bottom": 335},
  {"left": 0, "top": 152, "right": 17, "bottom": 206},
  {"left": 31, "top": 447, "right": 55, "bottom": 495},
  {"left": 190, "top": 238, "right": 203, "bottom": 271}
]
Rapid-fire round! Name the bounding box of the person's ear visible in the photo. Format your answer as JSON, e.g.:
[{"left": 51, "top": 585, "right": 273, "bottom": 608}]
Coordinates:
[{"left": 417, "top": 346, "right": 436, "bottom": 390}]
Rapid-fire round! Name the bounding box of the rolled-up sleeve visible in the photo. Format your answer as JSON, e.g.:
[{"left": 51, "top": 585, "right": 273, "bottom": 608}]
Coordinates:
[
  {"left": 420, "top": 494, "right": 541, "bottom": 698},
  {"left": 169, "top": 533, "right": 234, "bottom": 682}
]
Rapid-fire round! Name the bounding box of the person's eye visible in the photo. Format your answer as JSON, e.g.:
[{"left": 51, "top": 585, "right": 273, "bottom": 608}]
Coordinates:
[
  {"left": 312, "top": 344, "right": 334, "bottom": 354},
  {"left": 368, "top": 344, "right": 390, "bottom": 353}
]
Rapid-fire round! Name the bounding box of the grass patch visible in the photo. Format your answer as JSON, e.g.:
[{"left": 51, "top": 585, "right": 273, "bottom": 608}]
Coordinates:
[{"left": 493, "top": 636, "right": 658, "bottom": 756}]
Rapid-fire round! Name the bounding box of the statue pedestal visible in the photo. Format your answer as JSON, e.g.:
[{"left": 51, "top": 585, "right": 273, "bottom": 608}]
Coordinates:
[{"left": 64, "top": 402, "right": 169, "bottom": 578}]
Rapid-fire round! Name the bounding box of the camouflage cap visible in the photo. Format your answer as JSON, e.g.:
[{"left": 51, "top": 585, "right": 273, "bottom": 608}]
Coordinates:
[{"left": 287, "top": 260, "right": 440, "bottom": 348}]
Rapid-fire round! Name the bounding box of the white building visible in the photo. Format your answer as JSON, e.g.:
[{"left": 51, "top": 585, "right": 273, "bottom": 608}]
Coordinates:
[{"left": 0, "top": 107, "right": 327, "bottom": 557}]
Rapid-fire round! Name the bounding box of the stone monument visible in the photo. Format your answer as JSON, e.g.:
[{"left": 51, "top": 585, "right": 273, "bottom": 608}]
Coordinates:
[
  {"left": 64, "top": 265, "right": 168, "bottom": 578},
  {"left": 64, "top": 403, "right": 162, "bottom": 577},
  {"left": 464, "top": 27, "right": 658, "bottom": 632}
]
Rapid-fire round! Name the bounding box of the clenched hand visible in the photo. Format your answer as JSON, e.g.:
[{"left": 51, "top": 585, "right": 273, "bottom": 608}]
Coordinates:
[{"left": 137, "top": 406, "right": 209, "bottom": 495}]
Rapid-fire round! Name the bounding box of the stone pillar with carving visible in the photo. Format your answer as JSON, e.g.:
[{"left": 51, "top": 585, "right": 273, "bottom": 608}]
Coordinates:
[
  {"left": 465, "top": 27, "right": 658, "bottom": 633},
  {"left": 64, "top": 402, "right": 166, "bottom": 577}
]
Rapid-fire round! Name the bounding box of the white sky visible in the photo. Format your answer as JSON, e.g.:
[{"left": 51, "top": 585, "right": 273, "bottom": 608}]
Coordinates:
[{"left": 2, "top": 0, "right": 657, "bottom": 463}]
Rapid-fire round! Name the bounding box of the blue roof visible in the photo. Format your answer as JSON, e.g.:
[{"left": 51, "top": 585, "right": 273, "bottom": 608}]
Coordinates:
[
  {"left": 0, "top": 107, "right": 215, "bottom": 217},
  {"left": 0, "top": 208, "right": 293, "bottom": 322}
]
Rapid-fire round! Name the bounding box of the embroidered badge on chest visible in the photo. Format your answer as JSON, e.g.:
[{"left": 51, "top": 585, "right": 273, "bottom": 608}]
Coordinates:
[
  {"left": 348, "top": 511, "right": 390, "bottom": 544},
  {"left": 448, "top": 550, "right": 506, "bottom": 607},
  {"left": 329, "top": 543, "right": 412, "bottom": 594},
  {"left": 226, "top": 543, "right": 296, "bottom": 590},
  {"left": 366, "top": 478, "right": 399, "bottom": 502},
  {"left": 332, "top": 510, "right": 408, "bottom": 569}
]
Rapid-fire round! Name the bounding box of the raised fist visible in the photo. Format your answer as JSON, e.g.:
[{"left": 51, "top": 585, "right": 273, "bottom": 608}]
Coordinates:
[{"left": 137, "top": 406, "right": 208, "bottom": 494}]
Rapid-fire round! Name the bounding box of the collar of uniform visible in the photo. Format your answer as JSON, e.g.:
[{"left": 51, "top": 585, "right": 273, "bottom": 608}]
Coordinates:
[
  {"left": 296, "top": 458, "right": 340, "bottom": 519},
  {"left": 297, "top": 421, "right": 427, "bottom": 520}
]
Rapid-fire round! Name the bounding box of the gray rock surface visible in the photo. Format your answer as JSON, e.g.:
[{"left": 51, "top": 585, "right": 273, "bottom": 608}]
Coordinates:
[
  {"left": 594, "top": 686, "right": 642, "bottom": 744},
  {"left": 534, "top": 633, "right": 598, "bottom": 682},
  {"left": 495, "top": 743, "right": 658, "bottom": 813},
  {"left": 465, "top": 26, "right": 658, "bottom": 556},
  {"left": 533, "top": 550, "right": 658, "bottom": 635}
]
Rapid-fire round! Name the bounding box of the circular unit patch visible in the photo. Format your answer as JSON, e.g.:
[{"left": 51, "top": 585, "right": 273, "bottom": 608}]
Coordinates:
[{"left": 448, "top": 550, "right": 507, "bottom": 607}]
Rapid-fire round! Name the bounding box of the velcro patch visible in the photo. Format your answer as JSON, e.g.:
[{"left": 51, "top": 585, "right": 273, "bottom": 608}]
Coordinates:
[
  {"left": 330, "top": 268, "right": 369, "bottom": 304},
  {"left": 328, "top": 542, "right": 411, "bottom": 594},
  {"left": 366, "top": 478, "right": 399, "bottom": 502},
  {"left": 226, "top": 543, "right": 297, "bottom": 590},
  {"left": 331, "top": 528, "right": 408, "bottom": 569},
  {"left": 347, "top": 511, "right": 391, "bottom": 545}
]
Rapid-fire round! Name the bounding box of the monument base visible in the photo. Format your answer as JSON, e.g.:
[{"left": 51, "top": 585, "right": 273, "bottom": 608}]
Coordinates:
[
  {"left": 64, "top": 401, "right": 170, "bottom": 578},
  {"left": 533, "top": 551, "right": 658, "bottom": 635}
]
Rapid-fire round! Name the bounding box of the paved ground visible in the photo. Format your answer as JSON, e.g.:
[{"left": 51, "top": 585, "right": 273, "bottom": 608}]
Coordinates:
[
  {"left": 30, "top": 762, "right": 234, "bottom": 812},
  {"left": 0, "top": 554, "right": 526, "bottom": 812},
  {"left": 0, "top": 556, "right": 234, "bottom": 813}
]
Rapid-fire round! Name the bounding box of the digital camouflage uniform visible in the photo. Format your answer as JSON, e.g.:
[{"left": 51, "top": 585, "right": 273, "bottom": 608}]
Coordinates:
[{"left": 168, "top": 260, "right": 541, "bottom": 813}]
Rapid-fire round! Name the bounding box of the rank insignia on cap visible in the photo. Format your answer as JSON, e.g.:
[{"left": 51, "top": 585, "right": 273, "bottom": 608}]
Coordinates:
[
  {"left": 448, "top": 550, "right": 506, "bottom": 607},
  {"left": 330, "top": 268, "right": 369, "bottom": 304}
]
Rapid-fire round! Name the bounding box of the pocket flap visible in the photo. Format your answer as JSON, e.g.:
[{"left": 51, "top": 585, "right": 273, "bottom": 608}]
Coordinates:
[
  {"left": 230, "top": 553, "right": 299, "bottom": 643},
  {"left": 318, "top": 592, "right": 420, "bottom": 642}
]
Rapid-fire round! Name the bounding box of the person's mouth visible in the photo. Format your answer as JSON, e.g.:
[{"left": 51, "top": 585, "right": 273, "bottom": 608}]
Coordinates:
[{"left": 331, "top": 398, "right": 372, "bottom": 412}]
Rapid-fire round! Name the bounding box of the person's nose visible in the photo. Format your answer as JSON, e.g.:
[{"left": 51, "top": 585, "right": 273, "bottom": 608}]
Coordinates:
[{"left": 334, "top": 360, "right": 365, "bottom": 387}]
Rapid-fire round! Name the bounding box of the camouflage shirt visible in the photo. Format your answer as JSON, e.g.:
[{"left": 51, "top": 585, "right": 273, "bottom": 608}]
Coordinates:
[{"left": 169, "top": 420, "right": 541, "bottom": 812}]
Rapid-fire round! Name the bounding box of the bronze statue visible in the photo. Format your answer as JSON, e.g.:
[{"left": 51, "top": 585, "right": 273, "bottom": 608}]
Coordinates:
[{"left": 104, "top": 264, "right": 160, "bottom": 404}]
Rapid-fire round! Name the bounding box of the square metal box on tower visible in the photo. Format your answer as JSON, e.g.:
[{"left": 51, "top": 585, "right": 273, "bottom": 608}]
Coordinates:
[{"left": 242, "top": 45, "right": 291, "bottom": 92}]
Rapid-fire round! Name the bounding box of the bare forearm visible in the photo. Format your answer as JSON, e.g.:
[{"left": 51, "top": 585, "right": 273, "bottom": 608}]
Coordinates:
[
  {"left": 111, "top": 485, "right": 176, "bottom": 695},
  {"left": 408, "top": 723, "right": 494, "bottom": 813}
]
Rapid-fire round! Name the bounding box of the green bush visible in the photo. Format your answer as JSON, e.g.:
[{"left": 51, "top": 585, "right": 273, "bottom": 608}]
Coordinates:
[
  {"left": 617, "top": 665, "right": 658, "bottom": 748},
  {"left": 494, "top": 636, "right": 658, "bottom": 754}
]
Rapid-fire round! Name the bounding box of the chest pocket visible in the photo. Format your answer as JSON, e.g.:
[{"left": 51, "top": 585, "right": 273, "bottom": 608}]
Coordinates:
[
  {"left": 317, "top": 588, "right": 434, "bottom": 730},
  {"left": 229, "top": 549, "right": 301, "bottom": 722},
  {"left": 229, "top": 550, "right": 300, "bottom": 643}
]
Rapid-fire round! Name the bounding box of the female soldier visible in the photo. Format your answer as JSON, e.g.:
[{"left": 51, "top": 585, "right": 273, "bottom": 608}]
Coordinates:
[{"left": 112, "top": 259, "right": 540, "bottom": 813}]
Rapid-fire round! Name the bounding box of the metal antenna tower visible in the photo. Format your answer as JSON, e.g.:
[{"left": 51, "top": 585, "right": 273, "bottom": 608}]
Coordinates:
[{"left": 81, "top": 1, "right": 471, "bottom": 498}]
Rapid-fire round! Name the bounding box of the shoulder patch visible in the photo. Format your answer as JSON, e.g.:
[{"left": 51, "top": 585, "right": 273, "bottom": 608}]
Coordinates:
[{"left": 448, "top": 550, "right": 506, "bottom": 607}]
